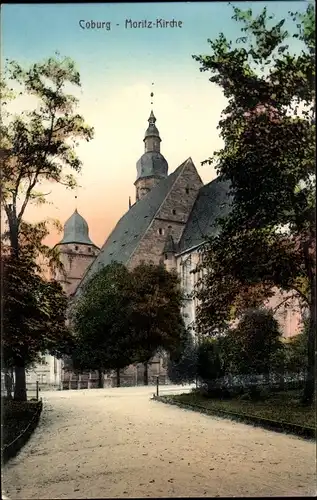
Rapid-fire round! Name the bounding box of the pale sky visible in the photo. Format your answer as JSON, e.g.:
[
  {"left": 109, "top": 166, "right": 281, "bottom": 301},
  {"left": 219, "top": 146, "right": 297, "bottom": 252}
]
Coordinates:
[{"left": 2, "top": 2, "right": 307, "bottom": 248}]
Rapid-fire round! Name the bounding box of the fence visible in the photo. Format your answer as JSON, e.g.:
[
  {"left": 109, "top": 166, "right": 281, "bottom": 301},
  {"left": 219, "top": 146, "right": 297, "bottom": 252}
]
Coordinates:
[
  {"left": 61, "top": 373, "right": 170, "bottom": 390},
  {"left": 1, "top": 382, "right": 60, "bottom": 401}
]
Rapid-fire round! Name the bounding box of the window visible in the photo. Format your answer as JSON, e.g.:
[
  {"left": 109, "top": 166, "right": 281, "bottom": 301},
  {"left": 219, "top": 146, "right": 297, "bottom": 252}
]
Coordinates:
[
  {"left": 164, "top": 253, "right": 168, "bottom": 260},
  {"left": 88, "top": 247, "right": 91, "bottom": 253},
  {"left": 75, "top": 245, "right": 78, "bottom": 251},
  {"left": 172, "top": 209, "right": 176, "bottom": 215},
  {"left": 186, "top": 187, "right": 190, "bottom": 194},
  {"left": 158, "top": 228, "right": 164, "bottom": 235}
]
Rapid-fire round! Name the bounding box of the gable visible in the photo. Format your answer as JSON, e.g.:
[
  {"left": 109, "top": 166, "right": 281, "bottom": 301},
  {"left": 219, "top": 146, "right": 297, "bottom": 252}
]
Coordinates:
[{"left": 128, "top": 158, "right": 203, "bottom": 268}]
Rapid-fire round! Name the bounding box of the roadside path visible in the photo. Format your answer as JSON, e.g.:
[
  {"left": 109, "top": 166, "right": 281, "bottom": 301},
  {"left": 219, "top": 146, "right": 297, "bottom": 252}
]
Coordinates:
[{"left": 3, "top": 386, "right": 316, "bottom": 498}]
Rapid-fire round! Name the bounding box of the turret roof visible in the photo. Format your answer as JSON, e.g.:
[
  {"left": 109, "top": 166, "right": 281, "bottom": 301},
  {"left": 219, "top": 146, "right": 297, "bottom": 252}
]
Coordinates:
[{"left": 59, "top": 209, "right": 96, "bottom": 247}]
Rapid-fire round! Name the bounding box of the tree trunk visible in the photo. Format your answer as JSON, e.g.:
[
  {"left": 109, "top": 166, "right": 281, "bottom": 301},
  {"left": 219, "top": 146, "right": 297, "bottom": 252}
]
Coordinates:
[
  {"left": 4, "top": 368, "right": 13, "bottom": 399},
  {"left": 97, "top": 369, "right": 104, "bottom": 388},
  {"left": 143, "top": 361, "right": 149, "bottom": 386},
  {"left": 14, "top": 365, "right": 27, "bottom": 401},
  {"left": 302, "top": 275, "right": 316, "bottom": 405},
  {"left": 301, "top": 241, "right": 316, "bottom": 406},
  {"left": 116, "top": 367, "right": 121, "bottom": 387}
]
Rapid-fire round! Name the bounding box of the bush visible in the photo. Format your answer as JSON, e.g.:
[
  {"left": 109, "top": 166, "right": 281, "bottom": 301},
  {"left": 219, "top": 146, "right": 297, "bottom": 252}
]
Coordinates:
[
  {"left": 196, "top": 338, "right": 225, "bottom": 381},
  {"left": 240, "top": 385, "right": 270, "bottom": 402},
  {"left": 167, "top": 328, "right": 198, "bottom": 384}
]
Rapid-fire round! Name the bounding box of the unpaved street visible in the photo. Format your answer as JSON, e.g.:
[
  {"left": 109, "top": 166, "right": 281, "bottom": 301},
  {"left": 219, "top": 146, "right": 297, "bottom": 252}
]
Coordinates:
[{"left": 2, "top": 386, "right": 316, "bottom": 499}]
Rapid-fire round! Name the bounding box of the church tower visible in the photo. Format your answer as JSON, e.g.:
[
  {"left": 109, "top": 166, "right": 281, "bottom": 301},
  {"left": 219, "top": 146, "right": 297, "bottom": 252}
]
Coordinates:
[
  {"left": 53, "top": 209, "right": 99, "bottom": 296},
  {"left": 135, "top": 110, "right": 168, "bottom": 202}
]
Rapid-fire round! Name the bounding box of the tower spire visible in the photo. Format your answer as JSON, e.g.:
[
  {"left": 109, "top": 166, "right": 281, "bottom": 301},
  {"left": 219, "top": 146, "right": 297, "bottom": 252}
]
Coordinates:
[
  {"left": 144, "top": 84, "right": 161, "bottom": 153},
  {"left": 134, "top": 84, "right": 168, "bottom": 202}
]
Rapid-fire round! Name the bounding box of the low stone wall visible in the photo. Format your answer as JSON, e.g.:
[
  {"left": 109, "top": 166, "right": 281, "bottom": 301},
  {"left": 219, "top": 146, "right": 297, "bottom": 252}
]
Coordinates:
[
  {"left": 2, "top": 400, "right": 43, "bottom": 465},
  {"left": 153, "top": 396, "right": 315, "bottom": 440}
]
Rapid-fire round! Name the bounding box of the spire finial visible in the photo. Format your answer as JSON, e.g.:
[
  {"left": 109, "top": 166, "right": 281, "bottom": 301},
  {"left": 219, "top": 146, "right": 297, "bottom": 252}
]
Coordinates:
[
  {"left": 75, "top": 183, "right": 79, "bottom": 211},
  {"left": 150, "top": 82, "right": 154, "bottom": 107}
]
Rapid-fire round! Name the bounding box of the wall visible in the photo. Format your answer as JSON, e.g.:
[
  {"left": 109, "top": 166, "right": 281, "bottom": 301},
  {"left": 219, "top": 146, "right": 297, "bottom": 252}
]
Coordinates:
[
  {"left": 26, "top": 354, "right": 62, "bottom": 387},
  {"left": 135, "top": 177, "right": 160, "bottom": 201},
  {"left": 54, "top": 243, "right": 99, "bottom": 295},
  {"left": 176, "top": 246, "right": 304, "bottom": 340}
]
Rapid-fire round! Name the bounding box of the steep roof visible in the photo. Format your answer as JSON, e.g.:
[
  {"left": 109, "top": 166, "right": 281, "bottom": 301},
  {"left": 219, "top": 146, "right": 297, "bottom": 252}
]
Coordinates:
[
  {"left": 178, "top": 177, "right": 232, "bottom": 254},
  {"left": 59, "top": 209, "right": 96, "bottom": 247},
  {"left": 76, "top": 159, "right": 191, "bottom": 292}
]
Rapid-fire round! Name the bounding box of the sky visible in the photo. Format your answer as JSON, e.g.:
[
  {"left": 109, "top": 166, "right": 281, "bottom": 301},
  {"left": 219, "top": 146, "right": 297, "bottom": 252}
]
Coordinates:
[{"left": 1, "top": 1, "right": 309, "bottom": 248}]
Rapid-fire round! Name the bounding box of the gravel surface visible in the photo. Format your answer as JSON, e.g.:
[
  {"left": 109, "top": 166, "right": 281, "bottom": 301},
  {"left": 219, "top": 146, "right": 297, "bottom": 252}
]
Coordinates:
[{"left": 2, "top": 385, "right": 316, "bottom": 499}]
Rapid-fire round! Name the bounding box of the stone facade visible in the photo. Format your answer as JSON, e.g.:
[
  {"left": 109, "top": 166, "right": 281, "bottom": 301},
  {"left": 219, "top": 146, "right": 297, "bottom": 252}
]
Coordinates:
[
  {"left": 129, "top": 160, "right": 203, "bottom": 268},
  {"left": 175, "top": 247, "right": 304, "bottom": 340},
  {"left": 135, "top": 176, "right": 161, "bottom": 202},
  {"left": 53, "top": 242, "right": 99, "bottom": 296}
]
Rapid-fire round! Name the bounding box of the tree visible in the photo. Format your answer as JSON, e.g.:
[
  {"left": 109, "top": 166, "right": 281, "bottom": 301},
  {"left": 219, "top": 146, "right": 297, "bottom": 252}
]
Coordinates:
[
  {"left": 233, "top": 308, "right": 283, "bottom": 379},
  {"left": 2, "top": 232, "right": 72, "bottom": 400},
  {"left": 283, "top": 321, "right": 308, "bottom": 373},
  {"left": 167, "top": 326, "right": 198, "bottom": 384},
  {"left": 193, "top": 4, "right": 315, "bottom": 404},
  {"left": 196, "top": 338, "right": 226, "bottom": 383},
  {"left": 1, "top": 54, "right": 94, "bottom": 400},
  {"left": 71, "top": 263, "right": 135, "bottom": 388},
  {"left": 129, "top": 263, "right": 184, "bottom": 385}
]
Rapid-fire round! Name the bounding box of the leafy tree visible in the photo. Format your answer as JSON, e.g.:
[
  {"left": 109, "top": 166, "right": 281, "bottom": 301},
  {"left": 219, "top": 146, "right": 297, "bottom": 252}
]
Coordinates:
[
  {"left": 70, "top": 263, "right": 135, "bottom": 388},
  {"left": 129, "top": 263, "right": 184, "bottom": 385},
  {"left": 233, "top": 308, "right": 283, "bottom": 379},
  {"left": 193, "top": 4, "right": 315, "bottom": 404},
  {"left": 284, "top": 321, "right": 308, "bottom": 373},
  {"left": 167, "top": 326, "right": 198, "bottom": 384},
  {"left": 1, "top": 53, "right": 94, "bottom": 400},
  {"left": 196, "top": 338, "right": 226, "bottom": 383},
  {"left": 2, "top": 232, "right": 72, "bottom": 400}
]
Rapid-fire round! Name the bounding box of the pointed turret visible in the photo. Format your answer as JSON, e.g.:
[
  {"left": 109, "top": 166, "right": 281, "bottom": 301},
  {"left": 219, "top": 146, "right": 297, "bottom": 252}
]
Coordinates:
[
  {"left": 162, "top": 234, "right": 177, "bottom": 272},
  {"left": 59, "top": 209, "right": 96, "bottom": 247},
  {"left": 144, "top": 110, "right": 161, "bottom": 148},
  {"left": 163, "top": 234, "right": 176, "bottom": 254}
]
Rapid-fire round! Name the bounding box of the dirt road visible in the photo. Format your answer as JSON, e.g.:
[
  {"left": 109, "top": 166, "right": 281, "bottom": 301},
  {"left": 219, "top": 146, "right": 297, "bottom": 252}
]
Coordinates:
[{"left": 2, "top": 386, "right": 316, "bottom": 498}]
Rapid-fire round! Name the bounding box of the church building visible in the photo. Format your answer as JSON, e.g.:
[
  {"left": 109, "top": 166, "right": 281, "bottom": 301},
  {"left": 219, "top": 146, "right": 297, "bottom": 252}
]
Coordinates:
[{"left": 30, "top": 108, "right": 303, "bottom": 389}]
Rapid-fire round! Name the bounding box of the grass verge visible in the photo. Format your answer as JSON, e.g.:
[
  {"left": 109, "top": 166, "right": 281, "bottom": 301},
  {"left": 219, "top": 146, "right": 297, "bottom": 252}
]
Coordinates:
[
  {"left": 154, "top": 390, "right": 315, "bottom": 439},
  {"left": 2, "top": 399, "right": 40, "bottom": 447},
  {"left": 1, "top": 398, "right": 42, "bottom": 464}
]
